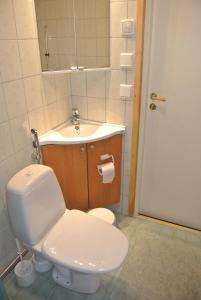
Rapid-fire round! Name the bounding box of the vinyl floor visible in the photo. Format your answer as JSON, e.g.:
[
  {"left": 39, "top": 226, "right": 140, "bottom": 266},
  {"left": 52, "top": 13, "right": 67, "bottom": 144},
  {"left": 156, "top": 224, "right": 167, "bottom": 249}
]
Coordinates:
[{"left": 4, "top": 215, "right": 201, "bottom": 300}]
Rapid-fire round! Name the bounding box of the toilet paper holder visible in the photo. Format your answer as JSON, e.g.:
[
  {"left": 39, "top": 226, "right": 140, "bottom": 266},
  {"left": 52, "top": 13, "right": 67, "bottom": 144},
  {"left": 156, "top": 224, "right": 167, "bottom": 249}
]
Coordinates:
[
  {"left": 97, "top": 154, "right": 115, "bottom": 183},
  {"left": 100, "top": 154, "right": 115, "bottom": 164},
  {"left": 97, "top": 154, "right": 115, "bottom": 177}
]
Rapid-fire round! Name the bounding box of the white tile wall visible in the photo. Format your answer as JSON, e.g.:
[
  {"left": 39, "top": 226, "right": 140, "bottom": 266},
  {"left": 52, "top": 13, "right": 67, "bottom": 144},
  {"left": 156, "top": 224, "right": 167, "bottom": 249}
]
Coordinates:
[
  {"left": 0, "top": 40, "right": 22, "bottom": 82},
  {"left": 88, "top": 97, "right": 106, "bottom": 122},
  {"left": 110, "top": 38, "right": 126, "bottom": 69},
  {"left": 13, "top": 0, "right": 38, "bottom": 39},
  {"left": 18, "top": 39, "right": 41, "bottom": 77},
  {"left": 86, "top": 71, "right": 106, "bottom": 98},
  {"left": 0, "top": 0, "right": 17, "bottom": 39},
  {"left": 106, "top": 70, "right": 126, "bottom": 99},
  {"left": 110, "top": 1, "right": 127, "bottom": 37},
  {"left": 24, "top": 75, "right": 44, "bottom": 111},
  {"left": 0, "top": 86, "right": 7, "bottom": 123},
  {"left": 0, "top": 0, "right": 71, "bottom": 272},
  {"left": 3, "top": 80, "right": 27, "bottom": 119},
  {"left": 44, "top": 102, "right": 59, "bottom": 129},
  {"left": 10, "top": 115, "right": 31, "bottom": 152},
  {"left": 42, "top": 74, "right": 57, "bottom": 105},
  {"left": 71, "top": 72, "right": 87, "bottom": 97},
  {"left": 71, "top": 0, "right": 136, "bottom": 215},
  {"left": 0, "top": 122, "right": 13, "bottom": 161},
  {"left": 106, "top": 99, "right": 125, "bottom": 124}
]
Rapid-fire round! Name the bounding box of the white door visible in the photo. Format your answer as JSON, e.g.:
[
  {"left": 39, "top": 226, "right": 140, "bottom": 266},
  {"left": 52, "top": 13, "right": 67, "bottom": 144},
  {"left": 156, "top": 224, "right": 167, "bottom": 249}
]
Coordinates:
[{"left": 138, "top": 0, "right": 201, "bottom": 230}]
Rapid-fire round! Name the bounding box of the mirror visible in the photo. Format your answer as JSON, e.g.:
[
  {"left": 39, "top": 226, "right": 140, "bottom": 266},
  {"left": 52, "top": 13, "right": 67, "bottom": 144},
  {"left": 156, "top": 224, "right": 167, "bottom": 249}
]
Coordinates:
[{"left": 34, "top": 0, "right": 110, "bottom": 72}]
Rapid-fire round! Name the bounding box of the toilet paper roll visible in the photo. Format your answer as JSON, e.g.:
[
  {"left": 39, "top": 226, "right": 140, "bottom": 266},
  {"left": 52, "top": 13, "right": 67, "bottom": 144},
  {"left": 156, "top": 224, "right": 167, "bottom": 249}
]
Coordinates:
[{"left": 97, "top": 162, "right": 115, "bottom": 184}]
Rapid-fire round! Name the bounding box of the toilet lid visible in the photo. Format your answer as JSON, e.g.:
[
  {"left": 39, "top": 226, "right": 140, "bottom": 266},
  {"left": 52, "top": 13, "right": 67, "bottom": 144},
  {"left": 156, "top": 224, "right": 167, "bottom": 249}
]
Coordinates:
[
  {"left": 88, "top": 208, "right": 116, "bottom": 224},
  {"left": 42, "top": 210, "right": 128, "bottom": 274}
]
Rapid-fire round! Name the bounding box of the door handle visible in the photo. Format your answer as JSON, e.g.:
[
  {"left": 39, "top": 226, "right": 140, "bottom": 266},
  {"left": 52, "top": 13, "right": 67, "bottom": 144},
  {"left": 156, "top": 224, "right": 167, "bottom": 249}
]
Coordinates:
[{"left": 150, "top": 92, "right": 166, "bottom": 102}]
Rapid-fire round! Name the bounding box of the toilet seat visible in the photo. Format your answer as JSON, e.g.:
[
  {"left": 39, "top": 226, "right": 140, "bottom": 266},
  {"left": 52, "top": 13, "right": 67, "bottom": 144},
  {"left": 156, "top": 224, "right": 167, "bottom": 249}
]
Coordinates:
[
  {"left": 88, "top": 208, "right": 116, "bottom": 225},
  {"left": 42, "top": 210, "right": 128, "bottom": 274}
]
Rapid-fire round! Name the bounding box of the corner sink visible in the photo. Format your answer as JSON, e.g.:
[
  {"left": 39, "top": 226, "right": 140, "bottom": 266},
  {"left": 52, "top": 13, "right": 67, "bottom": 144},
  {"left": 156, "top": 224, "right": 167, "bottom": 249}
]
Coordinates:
[
  {"left": 39, "top": 120, "right": 125, "bottom": 145},
  {"left": 58, "top": 123, "right": 100, "bottom": 138}
]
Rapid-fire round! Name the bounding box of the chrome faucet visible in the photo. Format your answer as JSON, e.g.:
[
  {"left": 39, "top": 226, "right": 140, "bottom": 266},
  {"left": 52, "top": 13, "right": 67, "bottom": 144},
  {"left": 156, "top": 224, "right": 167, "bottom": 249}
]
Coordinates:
[{"left": 71, "top": 108, "right": 80, "bottom": 125}]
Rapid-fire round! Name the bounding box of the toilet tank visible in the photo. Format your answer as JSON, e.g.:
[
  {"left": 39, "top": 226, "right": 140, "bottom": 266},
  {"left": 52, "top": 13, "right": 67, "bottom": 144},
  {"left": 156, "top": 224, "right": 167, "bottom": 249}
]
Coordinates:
[{"left": 7, "top": 164, "right": 66, "bottom": 247}]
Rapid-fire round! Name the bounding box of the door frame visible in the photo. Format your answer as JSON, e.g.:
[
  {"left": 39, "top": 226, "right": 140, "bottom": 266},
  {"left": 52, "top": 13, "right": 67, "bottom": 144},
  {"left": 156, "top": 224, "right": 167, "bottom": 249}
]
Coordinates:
[{"left": 128, "top": 0, "right": 153, "bottom": 216}]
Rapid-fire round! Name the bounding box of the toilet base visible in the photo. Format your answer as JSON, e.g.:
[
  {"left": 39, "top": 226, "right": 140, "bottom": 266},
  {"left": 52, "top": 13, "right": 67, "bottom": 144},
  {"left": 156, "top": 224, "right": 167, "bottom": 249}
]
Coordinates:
[
  {"left": 52, "top": 264, "right": 100, "bottom": 294},
  {"left": 32, "top": 254, "right": 52, "bottom": 272}
]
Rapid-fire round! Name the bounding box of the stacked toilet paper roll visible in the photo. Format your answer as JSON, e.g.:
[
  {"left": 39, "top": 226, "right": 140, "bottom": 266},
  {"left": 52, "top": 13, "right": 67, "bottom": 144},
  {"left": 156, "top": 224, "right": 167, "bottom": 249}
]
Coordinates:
[{"left": 97, "top": 162, "right": 115, "bottom": 183}]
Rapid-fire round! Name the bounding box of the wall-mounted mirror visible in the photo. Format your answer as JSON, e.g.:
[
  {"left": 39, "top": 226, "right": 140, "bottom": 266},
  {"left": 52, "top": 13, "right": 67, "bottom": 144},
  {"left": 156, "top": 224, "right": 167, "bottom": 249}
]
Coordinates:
[{"left": 34, "top": 0, "right": 110, "bottom": 72}]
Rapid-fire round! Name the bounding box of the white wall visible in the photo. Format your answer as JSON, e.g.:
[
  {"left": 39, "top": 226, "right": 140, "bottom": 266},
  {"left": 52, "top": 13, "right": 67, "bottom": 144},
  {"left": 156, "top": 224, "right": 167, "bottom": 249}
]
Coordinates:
[
  {"left": 0, "top": 0, "right": 71, "bottom": 272},
  {"left": 70, "top": 0, "right": 136, "bottom": 214}
]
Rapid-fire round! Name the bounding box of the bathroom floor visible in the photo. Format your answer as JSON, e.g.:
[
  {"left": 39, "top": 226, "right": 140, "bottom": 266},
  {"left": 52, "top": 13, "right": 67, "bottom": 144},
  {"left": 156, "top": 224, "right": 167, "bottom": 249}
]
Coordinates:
[{"left": 4, "top": 215, "right": 201, "bottom": 300}]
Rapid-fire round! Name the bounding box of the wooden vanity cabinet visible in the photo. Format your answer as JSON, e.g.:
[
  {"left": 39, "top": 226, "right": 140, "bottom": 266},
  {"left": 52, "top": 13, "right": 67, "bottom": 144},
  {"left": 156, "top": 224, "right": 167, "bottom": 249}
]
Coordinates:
[
  {"left": 42, "top": 144, "right": 88, "bottom": 211},
  {"left": 42, "top": 135, "right": 122, "bottom": 211}
]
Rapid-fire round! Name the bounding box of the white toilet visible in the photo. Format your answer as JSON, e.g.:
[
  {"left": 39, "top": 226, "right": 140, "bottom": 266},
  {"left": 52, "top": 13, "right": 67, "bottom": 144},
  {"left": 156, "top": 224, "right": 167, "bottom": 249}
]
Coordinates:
[
  {"left": 6, "top": 164, "right": 128, "bottom": 294},
  {"left": 88, "top": 208, "right": 116, "bottom": 225}
]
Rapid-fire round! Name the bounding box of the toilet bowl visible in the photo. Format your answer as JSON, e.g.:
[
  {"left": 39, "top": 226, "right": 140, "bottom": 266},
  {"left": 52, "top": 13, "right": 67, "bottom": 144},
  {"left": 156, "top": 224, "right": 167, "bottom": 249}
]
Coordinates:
[{"left": 6, "top": 164, "right": 128, "bottom": 294}]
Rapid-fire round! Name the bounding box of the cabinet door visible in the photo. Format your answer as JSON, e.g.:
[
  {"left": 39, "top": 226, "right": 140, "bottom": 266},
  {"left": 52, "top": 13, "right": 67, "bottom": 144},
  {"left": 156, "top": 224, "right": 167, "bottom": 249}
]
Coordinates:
[
  {"left": 42, "top": 144, "right": 88, "bottom": 211},
  {"left": 87, "top": 135, "right": 122, "bottom": 208}
]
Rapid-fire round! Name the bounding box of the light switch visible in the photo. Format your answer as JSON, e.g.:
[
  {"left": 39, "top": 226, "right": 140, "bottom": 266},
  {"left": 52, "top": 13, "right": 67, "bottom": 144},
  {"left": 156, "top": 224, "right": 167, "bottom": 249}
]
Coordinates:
[
  {"left": 121, "top": 19, "right": 135, "bottom": 37},
  {"left": 120, "top": 84, "right": 133, "bottom": 100}
]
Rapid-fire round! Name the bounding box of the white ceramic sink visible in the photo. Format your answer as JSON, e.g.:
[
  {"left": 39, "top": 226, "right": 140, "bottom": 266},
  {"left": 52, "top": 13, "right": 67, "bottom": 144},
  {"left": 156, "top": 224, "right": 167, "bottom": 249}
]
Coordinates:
[
  {"left": 59, "top": 123, "right": 100, "bottom": 137},
  {"left": 39, "top": 120, "right": 125, "bottom": 145}
]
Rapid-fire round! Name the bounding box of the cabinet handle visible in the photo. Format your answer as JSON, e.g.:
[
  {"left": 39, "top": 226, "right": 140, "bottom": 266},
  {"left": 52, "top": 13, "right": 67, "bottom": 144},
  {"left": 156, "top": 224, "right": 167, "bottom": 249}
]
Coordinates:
[
  {"left": 89, "top": 144, "right": 95, "bottom": 149},
  {"left": 80, "top": 146, "right": 85, "bottom": 153}
]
